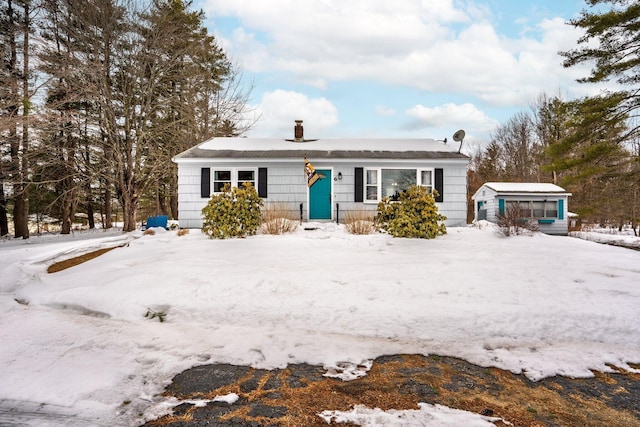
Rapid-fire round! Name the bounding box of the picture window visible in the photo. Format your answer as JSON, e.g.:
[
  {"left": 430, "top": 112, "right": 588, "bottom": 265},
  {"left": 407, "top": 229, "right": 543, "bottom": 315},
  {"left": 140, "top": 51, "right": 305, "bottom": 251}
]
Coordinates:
[{"left": 363, "top": 168, "right": 434, "bottom": 202}]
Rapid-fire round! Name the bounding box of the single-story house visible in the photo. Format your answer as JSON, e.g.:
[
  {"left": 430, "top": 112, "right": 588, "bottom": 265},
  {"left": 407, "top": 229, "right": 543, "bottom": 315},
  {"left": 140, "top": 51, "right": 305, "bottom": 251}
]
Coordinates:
[
  {"left": 472, "top": 182, "right": 572, "bottom": 235},
  {"left": 172, "top": 121, "right": 470, "bottom": 229}
]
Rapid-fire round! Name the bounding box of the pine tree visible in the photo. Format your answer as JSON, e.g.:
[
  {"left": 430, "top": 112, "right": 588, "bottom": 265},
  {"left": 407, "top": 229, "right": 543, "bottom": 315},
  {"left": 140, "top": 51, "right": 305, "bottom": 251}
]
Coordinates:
[
  {"left": 137, "top": 0, "right": 235, "bottom": 221},
  {"left": 560, "top": 1, "right": 640, "bottom": 226},
  {"left": 0, "top": 0, "right": 34, "bottom": 238},
  {"left": 544, "top": 95, "right": 629, "bottom": 220},
  {"left": 561, "top": 0, "right": 640, "bottom": 141}
]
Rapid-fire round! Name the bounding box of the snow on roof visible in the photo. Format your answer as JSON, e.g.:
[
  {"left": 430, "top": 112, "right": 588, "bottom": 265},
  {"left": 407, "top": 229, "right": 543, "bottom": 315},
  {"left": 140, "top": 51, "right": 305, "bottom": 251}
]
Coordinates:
[
  {"left": 197, "top": 137, "right": 460, "bottom": 152},
  {"left": 483, "top": 182, "right": 569, "bottom": 194},
  {"left": 173, "top": 137, "right": 470, "bottom": 161}
]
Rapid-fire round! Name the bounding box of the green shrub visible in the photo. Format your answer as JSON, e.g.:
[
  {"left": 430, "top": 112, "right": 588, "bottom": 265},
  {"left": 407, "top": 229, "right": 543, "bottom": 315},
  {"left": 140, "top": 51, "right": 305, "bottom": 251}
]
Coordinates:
[
  {"left": 201, "top": 183, "right": 263, "bottom": 239},
  {"left": 376, "top": 185, "right": 447, "bottom": 238}
]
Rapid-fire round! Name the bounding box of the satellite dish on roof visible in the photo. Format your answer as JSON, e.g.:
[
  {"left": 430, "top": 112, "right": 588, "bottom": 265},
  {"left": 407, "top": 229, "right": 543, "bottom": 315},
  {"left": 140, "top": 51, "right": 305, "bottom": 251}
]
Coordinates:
[
  {"left": 453, "top": 129, "right": 465, "bottom": 142},
  {"left": 452, "top": 129, "right": 466, "bottom": 153}
]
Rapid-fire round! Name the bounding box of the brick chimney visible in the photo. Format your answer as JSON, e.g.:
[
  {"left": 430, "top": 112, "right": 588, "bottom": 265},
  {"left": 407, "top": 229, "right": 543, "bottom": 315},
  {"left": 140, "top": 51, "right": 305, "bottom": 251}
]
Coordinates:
[{"left": 294, "top": 120, "right": 304, "bottom": 141}]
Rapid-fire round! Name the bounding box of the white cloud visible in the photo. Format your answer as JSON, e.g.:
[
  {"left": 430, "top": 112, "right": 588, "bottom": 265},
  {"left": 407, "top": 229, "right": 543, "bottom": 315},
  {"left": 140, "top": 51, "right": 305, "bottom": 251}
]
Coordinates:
[
  {"left": 203, "top": 0, "right": 468, "bottom": 73},
  {"left": 248, "top": 90, "right": 339, "bottom": 137},
  {"left": 202, "top": 0, "right": 600, "bottom": 108},
  {"left": 405, "top": 102, "right": 499, "bottom": 134}
]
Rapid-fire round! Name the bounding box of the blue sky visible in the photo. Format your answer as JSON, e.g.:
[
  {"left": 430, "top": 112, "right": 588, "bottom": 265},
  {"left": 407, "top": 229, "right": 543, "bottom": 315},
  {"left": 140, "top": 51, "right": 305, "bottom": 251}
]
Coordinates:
[{"left": 194, "top": 0, "right": 604, "bottom": 149}]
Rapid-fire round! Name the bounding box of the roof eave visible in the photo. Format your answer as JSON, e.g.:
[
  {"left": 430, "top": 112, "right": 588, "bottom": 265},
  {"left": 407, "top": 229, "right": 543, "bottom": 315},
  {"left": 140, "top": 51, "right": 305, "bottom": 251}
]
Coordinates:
[
  {"left": 173, "top": 149, "right": 470, "bottom": 162},
  {"left": 488, "top": 191, "right": 572, "bottom": 196}
]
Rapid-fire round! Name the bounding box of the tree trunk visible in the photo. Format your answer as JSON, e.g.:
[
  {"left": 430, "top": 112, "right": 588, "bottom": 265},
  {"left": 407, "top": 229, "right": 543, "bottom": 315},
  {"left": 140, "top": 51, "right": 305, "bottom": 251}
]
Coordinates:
[
  {"left": 154, "top": 177, "right": 161, "bottom": 216},
  {"left": 60, "top": 185, "right": 76, "bottom": 234},
  {"left": 159, "top": 182, "right": 167, "bottom": 215},
  {"left": 87, "top": 197, "right": 95, "bottom": 229},
  {"left": 170, "top": 174, "right": 178, "bottom": 220},
  {"left": 20, "top": 0, "right": 30, "bottom": 239},
  {"left": 7, "top": 0, "right": 28, "bottom": 238},
  {"left": 13, "top": 198, "right": 28, "bottom": 238},
  {"left": 0, "top": 183, "right": 8, "bottom": 236},
  {"left": 61, "top": 201, "right": 72, "bottom": 234},
  {"left": 104, "top": 181, "right": 113, "bottom": 229},
  {"left": 120, "top": 190, "right": 137, "bottom": 232}
]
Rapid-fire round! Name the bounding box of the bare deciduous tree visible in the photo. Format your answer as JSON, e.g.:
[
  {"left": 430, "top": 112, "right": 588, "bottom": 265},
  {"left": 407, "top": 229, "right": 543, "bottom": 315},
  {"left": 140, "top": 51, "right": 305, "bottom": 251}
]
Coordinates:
[{"left": 35, "top": 0, "right": 253, "bottom": 232}]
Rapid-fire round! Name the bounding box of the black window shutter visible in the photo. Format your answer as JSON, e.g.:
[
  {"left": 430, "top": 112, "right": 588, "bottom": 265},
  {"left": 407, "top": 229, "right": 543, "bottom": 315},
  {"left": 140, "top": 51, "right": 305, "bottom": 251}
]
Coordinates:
[
  {"left": 200, "top": 167, "right": 211, "bottom": 198},
  {"left": 354, "top": 167, "right": 363, "bottom": 202},
  {"left": 258, "top": 168, "right": 268, "bottom": 198},
  {"left": 434, "top": 168, "right": 444, "bottom": 202}
]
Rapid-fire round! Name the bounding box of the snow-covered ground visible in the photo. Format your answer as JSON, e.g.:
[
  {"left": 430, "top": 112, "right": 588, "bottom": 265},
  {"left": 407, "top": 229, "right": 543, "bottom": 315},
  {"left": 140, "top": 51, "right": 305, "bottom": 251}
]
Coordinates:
[
  {"left": 571, "top": 230, "right": 640, "bottom": 250},
  {"left": 1, "top": 223, "right": 639, "bottom": 426}
]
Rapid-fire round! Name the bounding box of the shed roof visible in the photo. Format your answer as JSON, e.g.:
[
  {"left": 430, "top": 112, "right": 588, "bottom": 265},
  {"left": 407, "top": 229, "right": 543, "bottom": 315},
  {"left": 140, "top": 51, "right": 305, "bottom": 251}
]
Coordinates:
[
  {"left": 479, "top": 182, "right": 570, "bottom": 195},
  {"left": 173, "top": 137, "right": 470, "bottom": 162}
]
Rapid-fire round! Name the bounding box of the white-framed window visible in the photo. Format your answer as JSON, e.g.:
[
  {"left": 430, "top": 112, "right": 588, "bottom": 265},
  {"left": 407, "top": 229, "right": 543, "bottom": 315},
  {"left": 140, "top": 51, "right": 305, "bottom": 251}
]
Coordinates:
[
  {"left": 213, "top": 169, "right": 257, "bottom": 193},
  {"left": 420, "top": 170, "right": 433, "bottom": 193},
  {"left": 365, "top": 169, "right": 378, "bottom": 201},
  {"left": 363, "top": 168, "right": 434, "bottom": 202},
  {"left": 213, "top": 170, "right": 232, "bottom": 193},
  {"left": 237, "top": 170, "right": 255, "bottom": 188}
]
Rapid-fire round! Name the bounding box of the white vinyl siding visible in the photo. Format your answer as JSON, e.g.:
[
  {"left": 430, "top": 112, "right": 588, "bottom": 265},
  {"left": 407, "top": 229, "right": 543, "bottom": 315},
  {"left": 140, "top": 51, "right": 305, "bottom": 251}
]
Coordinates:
[{"left": 177, "top": 161, "right": 468, "bottom": 228}]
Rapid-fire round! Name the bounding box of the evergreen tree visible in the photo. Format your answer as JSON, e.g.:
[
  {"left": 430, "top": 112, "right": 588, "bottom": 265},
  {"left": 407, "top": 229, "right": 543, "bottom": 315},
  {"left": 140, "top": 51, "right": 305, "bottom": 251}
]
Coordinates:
[
  {"left": 39, "top": 0, "right": 90, "bottom": 233},
  {"left": 532, "top": 94, "right": 574, "bottom": 184},
  {"left": 0, "top": 0, "right": 13, "bottom": 236},
  {"left": 137, "top": 0, "right": 235, "bottom": 221},
  {"left": 562, "top": 0, "right": 640, "bottom": 142},
  {"left": 0, "top": 0, "right": 35, "bottom": 238},
  {"left": 35, "top": 0, "right": 251, "bottom": 232},
  {"left": 544, "top": 95, "right": 630, "bottom": 221},
  {"left": 560, "top": 1, "right": 639, "bottom": 228}
]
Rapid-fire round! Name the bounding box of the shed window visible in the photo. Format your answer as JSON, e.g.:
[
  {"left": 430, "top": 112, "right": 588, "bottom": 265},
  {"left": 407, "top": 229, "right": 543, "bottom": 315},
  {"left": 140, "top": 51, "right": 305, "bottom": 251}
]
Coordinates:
[
  {"left": 507, "top": 200, "right": 558, "bottom": 218},
  {"left": 518, "top": 201, "right": 531, "bottom": 217},
  {"left": 544, "top": 201, "right": 558, "bottom": 218}
]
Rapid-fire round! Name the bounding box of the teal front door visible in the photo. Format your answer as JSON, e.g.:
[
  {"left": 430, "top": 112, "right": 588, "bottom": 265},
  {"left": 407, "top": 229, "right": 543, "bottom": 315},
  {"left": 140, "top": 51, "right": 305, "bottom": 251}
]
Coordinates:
[{"left": 309, "top": 169, "right": 332, "bottom": 220}]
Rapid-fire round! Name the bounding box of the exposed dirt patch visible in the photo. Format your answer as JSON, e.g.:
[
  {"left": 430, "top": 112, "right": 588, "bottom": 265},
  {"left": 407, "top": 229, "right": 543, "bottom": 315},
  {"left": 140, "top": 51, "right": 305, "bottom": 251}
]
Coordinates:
[
  {"left": 143, "top": 354, "right": 640, "bottom": 427},
  {"left": 47, "top": 247, "right": 119, "bottom": 273}
]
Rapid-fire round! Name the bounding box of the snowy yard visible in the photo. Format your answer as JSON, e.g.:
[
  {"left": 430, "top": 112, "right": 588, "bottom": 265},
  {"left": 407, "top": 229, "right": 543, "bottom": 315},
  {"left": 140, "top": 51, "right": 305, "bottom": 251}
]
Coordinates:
[{"left": 0, "top": 224, "right": 639, "bottom": 426}]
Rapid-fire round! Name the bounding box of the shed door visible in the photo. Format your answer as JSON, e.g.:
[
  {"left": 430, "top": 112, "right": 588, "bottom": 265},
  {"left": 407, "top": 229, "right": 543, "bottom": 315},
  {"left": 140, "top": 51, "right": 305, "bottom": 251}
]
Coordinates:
[{"left": 309, "top": 169, "right": 332, "bottom": 220}]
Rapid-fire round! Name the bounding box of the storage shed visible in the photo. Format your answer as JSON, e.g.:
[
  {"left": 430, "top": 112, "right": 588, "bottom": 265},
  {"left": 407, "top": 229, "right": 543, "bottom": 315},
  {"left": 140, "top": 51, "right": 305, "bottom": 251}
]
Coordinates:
[
  {"left": 172, "top": 121, "right": 470, "bottom": 229},
  {"left": 473, "top": 182, "right": 572, "bottom": 235}
]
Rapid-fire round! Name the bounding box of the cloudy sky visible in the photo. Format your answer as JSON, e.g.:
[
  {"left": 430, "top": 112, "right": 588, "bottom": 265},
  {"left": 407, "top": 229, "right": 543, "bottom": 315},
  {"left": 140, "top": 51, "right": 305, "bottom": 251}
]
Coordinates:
[{"left": 195, "top": 0, "right": 604, "bottom": 146}]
